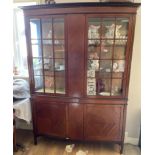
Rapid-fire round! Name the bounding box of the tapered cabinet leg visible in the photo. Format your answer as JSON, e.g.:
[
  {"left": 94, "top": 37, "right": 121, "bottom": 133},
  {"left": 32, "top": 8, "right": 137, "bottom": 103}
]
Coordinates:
[
  {"left": 34, "top": 135, "right": 37, "bottom": 145},
  {"left": 120, "top": 142, "right": 124, "bottom": 154}
]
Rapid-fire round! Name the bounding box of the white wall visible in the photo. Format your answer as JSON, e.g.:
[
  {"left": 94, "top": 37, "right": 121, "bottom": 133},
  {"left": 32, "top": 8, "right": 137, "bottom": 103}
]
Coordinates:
[{"left": 125, "top": 6, "right": 141, "bottom": 144}]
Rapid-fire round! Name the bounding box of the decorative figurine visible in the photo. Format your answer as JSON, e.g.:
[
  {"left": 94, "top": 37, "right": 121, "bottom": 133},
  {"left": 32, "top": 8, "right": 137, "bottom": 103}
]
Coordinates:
[
  {"left": 88, "top": 25, "right": 100, "bottom": 44},
  {"left": 87, "top": 70, "right": 95, "bottom": 78},
  {"left": 87, "top": 78, "right": 96, "bottom": 95},
  {"left": 105, "top": 24, "right": 115, "bottom": 38},
  {"left": 115, "top": 25, "right": 122, "bottom": 38},
  {"left": 88, "top": 51, "right": 99, "bottom": 71},
  {"left": 96, "top": 79, "right": 105, "bottom": 93}
]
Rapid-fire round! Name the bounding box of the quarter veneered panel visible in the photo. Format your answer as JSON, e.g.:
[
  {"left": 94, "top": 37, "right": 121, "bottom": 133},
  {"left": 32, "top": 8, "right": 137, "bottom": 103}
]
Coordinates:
[
  {"left": 84, "top": 104, "right": 123, "bottom": 141},
  {"left": 36, "top": 102, "right": 66, "bottom": 137}
]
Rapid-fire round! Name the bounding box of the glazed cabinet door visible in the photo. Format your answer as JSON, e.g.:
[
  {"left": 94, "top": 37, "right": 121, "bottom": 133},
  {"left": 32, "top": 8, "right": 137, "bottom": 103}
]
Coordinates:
[
  {"left": 87, "top": 17, "right": 130, "bottom": 97},
  {"left": 36, "top": 102, "right": 66, "bottom": 137},
  {"left": 84, "top": 104, "right": 124, "bottom": 141},
  {"left": 29, "top": 16, "right": 66, "bottom": 95}
]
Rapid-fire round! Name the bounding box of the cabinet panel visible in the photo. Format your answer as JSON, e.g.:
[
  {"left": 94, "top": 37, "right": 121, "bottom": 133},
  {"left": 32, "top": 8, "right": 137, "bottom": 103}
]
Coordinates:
[
  {"left": 67, "top": 15, "right": 85, "bottom": 97},
  {"left": 67, "top": 104, "right": 84, "bottom": 140},
  {"left": 36, "top": 102, "right": 66, "bottom": 137},
  {"left": 84, "top": 104, "right": 123, "bottom": 141}
]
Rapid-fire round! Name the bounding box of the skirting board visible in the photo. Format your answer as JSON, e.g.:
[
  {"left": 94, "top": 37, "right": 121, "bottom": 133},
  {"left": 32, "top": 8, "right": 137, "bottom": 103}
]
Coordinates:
[{"left": 124, "top": 132, "right": 139, "bottom": 145}]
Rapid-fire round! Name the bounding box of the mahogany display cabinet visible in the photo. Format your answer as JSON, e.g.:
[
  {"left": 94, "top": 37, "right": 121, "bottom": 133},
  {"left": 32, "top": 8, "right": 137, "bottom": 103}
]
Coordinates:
[{"left": 22, "top": 2, "right": 140, "bottom": 154}]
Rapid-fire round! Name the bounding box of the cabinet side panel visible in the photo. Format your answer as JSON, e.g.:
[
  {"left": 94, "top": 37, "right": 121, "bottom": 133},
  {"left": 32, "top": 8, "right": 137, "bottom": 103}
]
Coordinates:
[{"left": 67, "top": 15, "right": 85, "bottom": 97}]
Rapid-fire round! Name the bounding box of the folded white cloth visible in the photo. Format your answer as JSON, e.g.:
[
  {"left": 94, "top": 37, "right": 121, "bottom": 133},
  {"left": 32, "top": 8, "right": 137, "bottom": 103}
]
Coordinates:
[
  {"left": 13, "top": 98, "right": 32, "bottom": 123},
  {"left": 13, "top": 79, "right": 30, "bottom": 99}
]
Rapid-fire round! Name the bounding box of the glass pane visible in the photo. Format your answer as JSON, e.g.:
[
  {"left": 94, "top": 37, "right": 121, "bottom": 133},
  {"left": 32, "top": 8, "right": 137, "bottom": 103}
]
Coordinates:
[
  {"left": 88, "top": 59, "right": 99, "bottom": 71},
  {"left": 53, "top": 18, "right": 64, "bottom": 39},
  {"left": 43, "top": 39, "right": 52, "bottom": 45},
  {"left": 97, "top": 79, "right": 111, "bottom": 96},
  {"left": 111, "top": 79, "right": 123, "bottom": 96},
  {"left": 55, "top": 70, "right": 65, "bottom": 77},
  {"left": 99, "top": 72, "right": 111, "bottom": 78},
  {"left": 33, "top": 58, "right": 43, "bottom": 76},
  {"left": 34, "top": 76, "right": 43, "bottom": 92},
  {"left": 115, "top": 18, "right": 129, "bottom": 39},
  {"left": 88, "top": 38, "right": 100, "bottom": 46},
  {"left": 44, "top": 58, "right": 54, "bottom": 71},
  {"left": 55, "top": 59, "right": 65, "bottom": 71},
  {"left": 115, "top": 39, "right": 127, "bottom": 46},
  {"left": 32, "top": 44, "right": 42, "bottom": 57},
  {"left": 55, "top": 77, "right": 65, "bottom": 94},
  {"left": 54, "top": 40, "right": 65, "bottom": 58},
  {"left": 31, "top": 39, "right": 41, "bottom": 44},
  {"left": 43, "top": 44, "right": 53, "bottom": 58},
  {"left": 45, "top": 76, "right": 54, "bottom": 93},
  {"left": 42, "top": 18, "right": 52, "bottom": 39},
  {"left": 30, "top": 19, "right": 41, "bottom": 39},
  {"left": 87, "top": 78, "right": 96, "bottom": 95},
  {"left": 44, "top": 70, "right": 54, "bottom": 76},
  {"left": 88, "top": 40, "right": 100, "bottom": 57},
  {"left": 100, "top": 60, "right": 112, "bottom": 72},
  {"left": 102, "top": 18, "right": 115, "bottom": 39},
  {"left": 113, "top": 60, "right": 125, "bottom": 73},
  {"left": 112, "top": 72, "right": 123, "bottom": 78},
  {"left": 87, "top": 70, "right": 95, "bottom": 78},
  {"left": 101, "top": 40, "right": 113, "bottom": 59},
  {"left": 88, "top": 18, "right": 101, "bottom": 39},
  {"left": 114, "top": 40, "right": 127, "bottom": 59}
]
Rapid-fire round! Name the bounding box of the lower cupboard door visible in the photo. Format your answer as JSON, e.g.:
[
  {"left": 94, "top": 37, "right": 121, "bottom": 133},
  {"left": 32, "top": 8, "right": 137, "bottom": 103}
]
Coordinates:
[
  {"left": 84, "top": 104, "right": 124, "bottom": 141},
  {"left": 36, "top": 103, "right": 66, "bottom": 137}
]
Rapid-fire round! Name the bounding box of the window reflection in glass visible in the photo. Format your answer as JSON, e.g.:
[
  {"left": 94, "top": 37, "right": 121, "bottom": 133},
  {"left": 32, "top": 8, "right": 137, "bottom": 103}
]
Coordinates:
[
  {"left": 42, "top": 18, "right": 52, "bottom": 39},
  {"left": 30, "top": 19, "right": 41, "bottom": 39},
  {"left": 33, "top": 58, "right": 43, "bottom": 76},
  {"left": 32, "top": 44, "right": 42, "bottom": 57},
  {"left": 34, "top": 76, "right": 44, "bottom": 92},
  {"left": 53, "top": 18, "right": 64, "bottom": 39}
]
